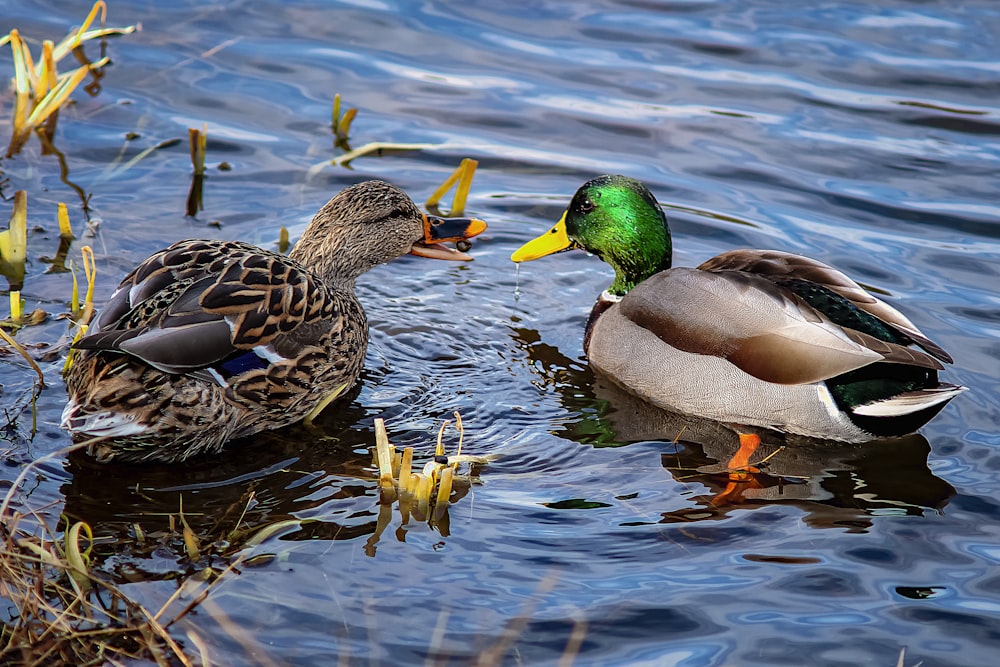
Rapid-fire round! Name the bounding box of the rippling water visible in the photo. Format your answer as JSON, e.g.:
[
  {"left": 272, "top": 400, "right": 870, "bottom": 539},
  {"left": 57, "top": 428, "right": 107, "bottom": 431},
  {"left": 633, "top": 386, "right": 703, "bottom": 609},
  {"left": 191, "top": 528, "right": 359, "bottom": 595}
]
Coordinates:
[{"left": 2, "top": 1, "right": 999, "bottom": 665}]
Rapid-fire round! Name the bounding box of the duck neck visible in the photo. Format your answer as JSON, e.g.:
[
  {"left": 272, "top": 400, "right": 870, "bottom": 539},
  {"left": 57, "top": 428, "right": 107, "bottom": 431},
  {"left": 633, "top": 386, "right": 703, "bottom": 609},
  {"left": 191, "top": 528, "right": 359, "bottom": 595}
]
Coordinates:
[
  {"left": 606, "top": 235, "right": 672, "bottom": 297},
  {"left": 290, "top": 234, "right": 362, "bottom": 291}
]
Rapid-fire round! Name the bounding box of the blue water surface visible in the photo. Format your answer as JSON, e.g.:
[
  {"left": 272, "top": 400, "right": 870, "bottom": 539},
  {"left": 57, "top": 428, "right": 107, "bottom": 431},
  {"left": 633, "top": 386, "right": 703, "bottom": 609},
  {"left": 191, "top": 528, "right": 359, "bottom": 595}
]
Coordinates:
[{"left": 1, "top": 1, "right": 999, "bottom": 665}]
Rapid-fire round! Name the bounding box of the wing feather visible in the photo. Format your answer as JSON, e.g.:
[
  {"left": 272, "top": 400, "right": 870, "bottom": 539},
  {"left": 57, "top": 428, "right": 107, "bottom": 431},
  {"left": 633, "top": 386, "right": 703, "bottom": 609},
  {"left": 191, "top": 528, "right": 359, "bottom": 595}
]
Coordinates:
[
  {"left": 619, "top": 267, "right": 938, "bottom": 386},
  {"left": 73, "top": 239, "right": 333, "bottom": 378},
  {"left": 698, "top": 249, "right": 952, "bottom": 363}
]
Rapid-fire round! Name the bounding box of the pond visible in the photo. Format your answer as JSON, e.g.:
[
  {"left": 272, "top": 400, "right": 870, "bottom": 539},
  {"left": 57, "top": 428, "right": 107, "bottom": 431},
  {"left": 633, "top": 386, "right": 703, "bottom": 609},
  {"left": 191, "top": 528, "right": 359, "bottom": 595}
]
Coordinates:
[{"left": 2, "top": 1, "right": 999, "bottom": 665}]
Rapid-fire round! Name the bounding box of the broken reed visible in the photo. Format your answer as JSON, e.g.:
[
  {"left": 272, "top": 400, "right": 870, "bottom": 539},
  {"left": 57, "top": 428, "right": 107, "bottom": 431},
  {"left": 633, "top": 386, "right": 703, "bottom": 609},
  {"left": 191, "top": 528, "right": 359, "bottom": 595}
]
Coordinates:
[
  {"left": 426, "top": 158, "right": 478, "bottom": 217},
  {"left": 374, "top": 416, "right": 462, "bottom": 521},
  {"left": 63, "top": 245, "right": 96, "bottom": 373},
  {"left": 331, "top": 93, "right": 357, "bottom": 151},
  {"left": 1, "top": 1, "right": 137, "bottom": 157},
  {"left": 366, "top": 415, "right": 494, "bottom": 556},
  {"left": 1, "top": 191, "right": 28, "bottom": 321},
  {"left": 372, "top": 413, "right": 495, "bottom": 523},
  {"left": 186, "top": 124, "right": 207, "bottom": 216}
]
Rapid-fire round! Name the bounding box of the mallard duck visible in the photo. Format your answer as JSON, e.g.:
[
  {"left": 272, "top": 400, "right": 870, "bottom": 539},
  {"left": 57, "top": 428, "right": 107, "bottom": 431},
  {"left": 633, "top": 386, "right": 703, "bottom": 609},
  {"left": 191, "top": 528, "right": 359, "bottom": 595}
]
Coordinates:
[
  {"left": 512, "top": 175, "right": 966, "bottom": 442},
  {"left": 63, "top": 180, "right": 486, "bottom": 463}
]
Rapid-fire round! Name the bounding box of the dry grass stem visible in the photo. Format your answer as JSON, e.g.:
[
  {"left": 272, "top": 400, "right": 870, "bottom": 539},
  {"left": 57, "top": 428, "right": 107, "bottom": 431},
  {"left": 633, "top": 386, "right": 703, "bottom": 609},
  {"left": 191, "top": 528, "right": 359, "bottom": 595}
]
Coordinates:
[
  {"left": 0, "top": 437, "right": 290, "bottom": 666},
  {"left": 322, "top": 141, "right": 437, "bottom": 169},
  {"left": 0, "top": 326, "right": 45, "bottom": 387}
]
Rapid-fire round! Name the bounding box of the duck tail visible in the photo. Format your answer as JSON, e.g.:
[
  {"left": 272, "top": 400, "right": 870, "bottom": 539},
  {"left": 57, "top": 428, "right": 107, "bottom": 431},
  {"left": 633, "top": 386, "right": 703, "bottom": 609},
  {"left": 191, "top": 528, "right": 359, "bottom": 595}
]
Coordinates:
[{"left": 851, "top": 383, "right": 968, "bottom": 418}]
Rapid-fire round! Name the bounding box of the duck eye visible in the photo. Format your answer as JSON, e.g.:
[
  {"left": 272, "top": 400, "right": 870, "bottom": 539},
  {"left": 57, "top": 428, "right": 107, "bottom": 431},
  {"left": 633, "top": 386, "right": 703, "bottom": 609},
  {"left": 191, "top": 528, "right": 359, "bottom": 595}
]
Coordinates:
[{"left": 578, "top": 198, "right": 595, "bottom": 214}]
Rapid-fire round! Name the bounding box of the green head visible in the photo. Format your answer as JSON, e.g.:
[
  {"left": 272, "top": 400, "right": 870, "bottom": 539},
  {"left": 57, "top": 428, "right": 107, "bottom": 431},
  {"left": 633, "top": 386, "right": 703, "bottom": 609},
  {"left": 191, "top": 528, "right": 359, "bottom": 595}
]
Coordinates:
[{"left": 511, "top": 175, "right": 672, "bottom": 296}]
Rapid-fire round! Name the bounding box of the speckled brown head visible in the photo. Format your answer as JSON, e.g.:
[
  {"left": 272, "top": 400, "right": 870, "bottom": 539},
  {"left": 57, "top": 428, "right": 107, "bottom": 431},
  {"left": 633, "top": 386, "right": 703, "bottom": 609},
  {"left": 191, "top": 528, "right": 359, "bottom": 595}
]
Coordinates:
[{"left": 290, "top": 180, "right": 486, "bottom": 287}]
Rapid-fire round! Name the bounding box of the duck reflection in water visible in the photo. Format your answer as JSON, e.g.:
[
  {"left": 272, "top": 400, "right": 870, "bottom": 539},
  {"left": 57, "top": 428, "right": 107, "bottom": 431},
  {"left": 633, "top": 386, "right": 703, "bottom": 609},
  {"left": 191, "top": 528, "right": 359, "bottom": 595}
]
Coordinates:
[
  {"left": 58, "top": 399, "right": 481, "bottom": 580},
  {"left": 509, "top": 324, "right": 955, "bottom": 533}
]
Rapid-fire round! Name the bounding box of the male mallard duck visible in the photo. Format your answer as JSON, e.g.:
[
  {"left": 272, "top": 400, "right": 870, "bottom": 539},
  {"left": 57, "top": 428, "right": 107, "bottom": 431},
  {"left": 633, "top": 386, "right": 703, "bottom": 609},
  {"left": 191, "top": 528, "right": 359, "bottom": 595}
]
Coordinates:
[
  {"left": 512, "top": 175, "right": 965, "bottom": 442},
  {"left": 63, "top": 180, "right": 486, "bottom": 463}
]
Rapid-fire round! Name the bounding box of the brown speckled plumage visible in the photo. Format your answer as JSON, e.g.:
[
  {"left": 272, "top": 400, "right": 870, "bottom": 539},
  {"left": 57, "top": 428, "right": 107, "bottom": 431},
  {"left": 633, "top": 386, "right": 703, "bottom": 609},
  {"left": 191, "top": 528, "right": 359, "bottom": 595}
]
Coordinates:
[{"left": 62, "top": 181, "right": 485, "bottom": 463}]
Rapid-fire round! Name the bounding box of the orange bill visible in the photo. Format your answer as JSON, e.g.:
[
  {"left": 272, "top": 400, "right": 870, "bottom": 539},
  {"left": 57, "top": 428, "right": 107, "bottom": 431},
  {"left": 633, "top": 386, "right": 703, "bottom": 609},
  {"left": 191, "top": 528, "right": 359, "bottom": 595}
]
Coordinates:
[{"left": 411, "top": 214, "right": 488, "bottom": 261}]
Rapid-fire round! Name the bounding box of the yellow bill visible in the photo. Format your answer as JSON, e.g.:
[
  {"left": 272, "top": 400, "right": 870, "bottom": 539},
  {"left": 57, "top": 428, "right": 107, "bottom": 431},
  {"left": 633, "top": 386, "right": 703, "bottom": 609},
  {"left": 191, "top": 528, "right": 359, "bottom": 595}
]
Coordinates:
[{"left": 511, "top": 211, "right": 575, "bottom": 262}]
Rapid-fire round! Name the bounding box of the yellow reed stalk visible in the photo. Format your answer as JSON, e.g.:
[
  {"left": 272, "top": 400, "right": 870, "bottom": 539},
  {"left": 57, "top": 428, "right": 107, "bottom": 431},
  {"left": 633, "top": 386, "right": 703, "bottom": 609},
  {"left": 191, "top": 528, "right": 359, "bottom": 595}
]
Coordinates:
[
  {"left": 63, "top": 520, "right": 93, "bottom": 594},
  {"left": 453, "top": 410, "right": 465, "bottom": 459},
  {"left": 62, "top": 323, "right": 87, "bottom": 374},
  {"left": 399, "top": 447, "right": 413, "bottom": 490},
  {"left": 9, "top": 290, "right": 22, "bottom": 321},
  {"left": 179, "top": 496, "right": 200, "bottom": 562},
  {"left": 278, "top": 226, "right": 289, "bottom": 253},
  {"left": 326, "top": 141, "right": 436, "bottom": 168},
  {"left": 331, "top": 93, "right": 357, "bottom": 152},
  {"left": 67, "top": 1, "right": 108, "bottom": 53},
  {"left": 38, "top": 40, "right": 56, "bottom": 99},
  {"left": 0, "top": 190, "right": 28, "bottom": 288},
  {"left": 436, "top": 467, "right": 454, "bottom": 508},
  {"left": 24, "top": 58, "right": 108, "bottom": 130},
  {"left": 425, "top": 158, "right": 478, "bottom": 215},
  {"left": 49, "top": 24, "right": 138, "bottom": 63},
  {"left": 57, "top": 202, "right": 73, "bottom": 238},
  {"left": 435, "top": 419, "right": 450, "bottom": 457},
  {"left": 414, "top": 474, "right": 433, "bottom": 518},
  {"left": 81, "top": 245, "right": 96, "bottom": 315},
  {"left": 9, "top": 30, "right": 38, "bottom": 95},
  {"left": 189, "top": 124, "right": 207, "bottom": 175},
  {"left": 374, "top": 418, "right": 397, "bottom": 501},
  {"left": 70, "top": 260, "right": 80, "bottom": 318},
  {"left": 43, "top": 0, "right": 129, "bottom": 67},
  {"left": 7, "top": 32, "right": 32, "bottom": 154}
]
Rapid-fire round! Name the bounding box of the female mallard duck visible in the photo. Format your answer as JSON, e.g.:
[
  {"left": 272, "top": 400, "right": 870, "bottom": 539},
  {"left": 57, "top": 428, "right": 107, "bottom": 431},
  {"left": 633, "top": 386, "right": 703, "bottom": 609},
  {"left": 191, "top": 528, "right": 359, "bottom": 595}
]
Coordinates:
[
  {"left": 512, "top": 175, "right": 965, "bottom": 442},
  {"left": 63, "top": 180, "right": 486, "bottom": 463}
]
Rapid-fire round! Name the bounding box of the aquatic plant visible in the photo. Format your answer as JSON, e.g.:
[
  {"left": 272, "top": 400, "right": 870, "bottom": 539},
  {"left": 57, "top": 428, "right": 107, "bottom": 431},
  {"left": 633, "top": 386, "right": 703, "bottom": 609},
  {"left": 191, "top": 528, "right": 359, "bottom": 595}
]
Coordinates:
[
  {"left": 426, "top": 158, "right": 478, "bottom": 217},
  {"left": 331, "top": 93, "right": 357, "bottom": 151},
  {"left": 367, "top": 414, "right": 495, "bottom": 554},
  {"left": 41, "top": 203, "right": 75, "bottom": 274},
  {"left": 1, "top": 1, "right": 137, "bottom": 158},
  {"left": 0, "top": 191, "right": 27, "bottom": 322},
  {"left": 186, "top": 124, "right": 208, "bottom": 216},
  {"left": 62, "top": 246, "right": 97, "bottom": 374}
]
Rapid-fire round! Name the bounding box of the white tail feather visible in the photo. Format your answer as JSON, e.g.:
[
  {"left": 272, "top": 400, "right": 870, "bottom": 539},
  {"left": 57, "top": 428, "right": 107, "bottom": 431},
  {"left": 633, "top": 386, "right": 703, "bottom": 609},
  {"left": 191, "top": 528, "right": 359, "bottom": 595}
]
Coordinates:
[
  {"left": 61, "top": 398, "right": 148, "bottom": 437},
  {"left": 852, "top": 385, "right": 968, "bottom": 418}
]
